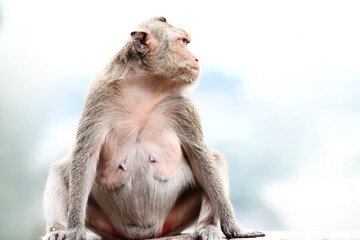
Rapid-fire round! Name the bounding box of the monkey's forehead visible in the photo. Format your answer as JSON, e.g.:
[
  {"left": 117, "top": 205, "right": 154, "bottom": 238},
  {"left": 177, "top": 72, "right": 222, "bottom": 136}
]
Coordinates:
[
  {"left": 153, "top": 16, "right": 167, "bottom": 22},
  {"left": 136, "top": 18, "right": 191, "bottom": 38}
]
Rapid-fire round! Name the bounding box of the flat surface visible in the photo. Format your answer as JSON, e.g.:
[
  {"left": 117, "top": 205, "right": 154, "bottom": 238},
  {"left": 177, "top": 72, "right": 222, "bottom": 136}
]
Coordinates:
[{"left": 148, "top": 231, "right": 360, "bottom": 240}]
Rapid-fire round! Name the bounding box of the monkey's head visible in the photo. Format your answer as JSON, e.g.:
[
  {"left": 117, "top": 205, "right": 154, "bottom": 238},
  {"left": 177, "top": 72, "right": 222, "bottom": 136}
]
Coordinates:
[{"left": 123, "top": 17, "right": 200, "bottom": 83}]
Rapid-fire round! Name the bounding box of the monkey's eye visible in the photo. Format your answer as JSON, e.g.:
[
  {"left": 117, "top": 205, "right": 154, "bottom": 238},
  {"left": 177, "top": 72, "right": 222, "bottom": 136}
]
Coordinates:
[{"left": 182, "top": 38, "right": 189, "bottom": 46}]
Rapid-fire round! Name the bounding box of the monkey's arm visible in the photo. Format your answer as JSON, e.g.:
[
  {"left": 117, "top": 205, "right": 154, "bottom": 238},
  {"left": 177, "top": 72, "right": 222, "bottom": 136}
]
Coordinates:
[
  {"left": 66, "top": 100, "right": 108, "bottom": 239},
  {"left": 175, "top": 98, "right": 264, "bottom": 238}
]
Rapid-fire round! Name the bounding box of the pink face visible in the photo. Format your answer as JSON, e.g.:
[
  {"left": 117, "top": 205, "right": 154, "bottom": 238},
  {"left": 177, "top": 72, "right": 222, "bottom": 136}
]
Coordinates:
[
  {"left": 172, "top": 32, "right": 200, "bottom": 79},
  {"left": 178, "top": 34, "right": 199, "bottom": 65}
]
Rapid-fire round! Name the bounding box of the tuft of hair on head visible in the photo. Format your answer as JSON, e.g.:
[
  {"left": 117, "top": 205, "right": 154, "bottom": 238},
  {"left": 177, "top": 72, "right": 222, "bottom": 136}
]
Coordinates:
[{"left": 156, "top": 16, "right": 167, "bottom": 22}]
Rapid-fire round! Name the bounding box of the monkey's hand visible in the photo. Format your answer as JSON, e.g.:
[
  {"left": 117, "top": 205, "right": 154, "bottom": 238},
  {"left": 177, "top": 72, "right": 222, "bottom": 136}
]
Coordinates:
[
  {"left": 191, "top": 224, "right": 223, "bottom": 240},
  {"left": 221, "top": 218, "right": 265, "bottom": 239},
  {"left": 66, "top": 227, "right": 87, "bottom": 240}
]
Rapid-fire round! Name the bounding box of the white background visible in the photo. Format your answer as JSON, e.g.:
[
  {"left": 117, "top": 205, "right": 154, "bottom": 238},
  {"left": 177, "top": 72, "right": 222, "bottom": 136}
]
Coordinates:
[{"left": 0, "top": 1, "right": 359, "bottom": 239}]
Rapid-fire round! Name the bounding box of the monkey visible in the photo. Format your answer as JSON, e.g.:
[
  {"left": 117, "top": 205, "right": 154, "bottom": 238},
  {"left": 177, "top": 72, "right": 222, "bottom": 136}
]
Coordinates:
[{"left": 41, "top": 17, "right": 265, "bottom": 240}]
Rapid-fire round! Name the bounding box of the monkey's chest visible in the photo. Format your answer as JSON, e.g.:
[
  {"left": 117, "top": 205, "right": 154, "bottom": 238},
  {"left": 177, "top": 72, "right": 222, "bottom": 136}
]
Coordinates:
[{"left": 96, "top": 121, "right": 187, "bottom": 190}]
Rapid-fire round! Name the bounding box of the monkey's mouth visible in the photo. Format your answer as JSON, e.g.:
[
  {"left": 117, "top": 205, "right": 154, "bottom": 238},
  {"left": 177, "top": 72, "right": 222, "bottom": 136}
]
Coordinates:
[
  {"left": 191, "top": 66, "right": 199, "bottom": 71},
  {"left": 189, "top": 66, "right": 200, "bottom": 73}
]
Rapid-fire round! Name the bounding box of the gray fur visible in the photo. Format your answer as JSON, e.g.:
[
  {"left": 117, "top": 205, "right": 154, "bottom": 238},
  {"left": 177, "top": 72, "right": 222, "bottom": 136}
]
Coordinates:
[{"left": 42, "top": 17, "right": 264, "bottom": 240}]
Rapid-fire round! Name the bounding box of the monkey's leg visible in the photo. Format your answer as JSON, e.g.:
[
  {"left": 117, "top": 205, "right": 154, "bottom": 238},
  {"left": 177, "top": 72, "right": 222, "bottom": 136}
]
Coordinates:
[
  {"left": 191, "top": 150, "right": 226, "bottom": 240},
  {"left": 206, "top": 150, "right": 265, "bottom": 239},
  {"left": 160, "top": 188, "right": 202, "bottom": 237},
  {"left": 42, "top": 161, "right": 69, "bottom": 240},
  {"left": 191, "top": 193, "right": 223, "bottom": 240},
  {"left": 177, "top": 100, "right": 264, "bottom": 238},
  {"left": 42, "top": 160, "right": 102, "bottom": 240},
  {"left": 188, "top": 146, "right": 265, "bottom": 239}
]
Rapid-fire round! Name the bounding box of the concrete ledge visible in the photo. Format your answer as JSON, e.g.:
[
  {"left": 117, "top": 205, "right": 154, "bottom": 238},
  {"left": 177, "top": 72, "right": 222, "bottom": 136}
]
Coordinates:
[{"left": 147, "top": 231, "right": 360, "bottom": 240}]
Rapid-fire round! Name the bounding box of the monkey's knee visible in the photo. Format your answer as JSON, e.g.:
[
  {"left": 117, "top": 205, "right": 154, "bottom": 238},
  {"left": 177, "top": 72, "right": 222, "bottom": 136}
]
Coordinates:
[
  {"left": 210, "top": 149, "right": 230, "bottom": 194},
  {"left": 44, "top": 163, "right": 69, "bottom": 202},
  {"left": 211, "top": 149, "right": 226, "bottom": 164},
  {"left": 211, "top": 149, "right": 228, "bottom": 174}
]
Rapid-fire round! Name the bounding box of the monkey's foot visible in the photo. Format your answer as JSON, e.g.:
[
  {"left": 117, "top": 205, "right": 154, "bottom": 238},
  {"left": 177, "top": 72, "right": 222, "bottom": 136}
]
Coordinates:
[
  {"left": 221, "top": 219, "right": 265, "bottom": 238},
  {"left": 42, "top": 230, "right": 66, "bottom": 240},
  {"left": 191, "top": 225, "right": 223, "bottom": 240},
  {"left": 231, "top": 231, "right": 265, "bottom": 238}
]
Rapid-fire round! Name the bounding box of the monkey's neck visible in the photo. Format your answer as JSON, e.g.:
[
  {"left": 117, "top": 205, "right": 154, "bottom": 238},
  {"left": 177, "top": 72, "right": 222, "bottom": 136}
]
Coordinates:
[{"left": 124, "top": 71, "right": 187, "bottom": 95}]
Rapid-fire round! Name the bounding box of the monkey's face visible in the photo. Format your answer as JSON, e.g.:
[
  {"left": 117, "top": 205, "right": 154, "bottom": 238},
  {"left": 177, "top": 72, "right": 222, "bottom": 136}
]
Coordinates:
[
  {"left": 130, "top": 18, "right": 200, "bottom": 84},
  {"left": 167, "top": 31, "right": 200, "bottom": 83}
]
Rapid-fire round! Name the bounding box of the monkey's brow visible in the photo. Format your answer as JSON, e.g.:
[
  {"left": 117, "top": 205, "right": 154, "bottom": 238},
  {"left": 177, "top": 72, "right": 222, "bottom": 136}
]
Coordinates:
[{"left": 181, "top": 30, "right": 191, "bottom": 38}]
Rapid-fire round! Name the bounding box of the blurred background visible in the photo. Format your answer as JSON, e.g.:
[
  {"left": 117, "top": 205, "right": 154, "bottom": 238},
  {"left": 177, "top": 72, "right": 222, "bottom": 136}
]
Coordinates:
[{"left": 1, "top": 0, "right": 360, "bottom": 239}]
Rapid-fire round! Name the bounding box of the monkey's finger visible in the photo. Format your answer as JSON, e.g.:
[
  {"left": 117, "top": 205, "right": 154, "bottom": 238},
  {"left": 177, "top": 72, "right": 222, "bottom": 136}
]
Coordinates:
[{"left": 254, "top": 231, "right": 266, "bottom": 237}]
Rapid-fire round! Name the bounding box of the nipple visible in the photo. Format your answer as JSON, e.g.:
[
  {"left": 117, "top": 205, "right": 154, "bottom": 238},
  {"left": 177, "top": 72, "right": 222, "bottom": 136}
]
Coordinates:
[
  {"left": 119, "top": 161, "right": 127, "bottom": 171},
  {"left": 149, "top": 155, "right": 156, "bottom": 163}
]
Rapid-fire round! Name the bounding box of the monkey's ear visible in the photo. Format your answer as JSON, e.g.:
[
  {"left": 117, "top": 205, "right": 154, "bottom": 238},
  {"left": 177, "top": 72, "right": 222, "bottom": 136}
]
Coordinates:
[{"left": 131, "top": 31, "right": 151, "bottom": 55}]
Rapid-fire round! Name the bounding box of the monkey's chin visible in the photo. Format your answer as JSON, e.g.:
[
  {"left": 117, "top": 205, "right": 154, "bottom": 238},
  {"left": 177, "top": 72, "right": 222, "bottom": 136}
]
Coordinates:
[
  {"left": 172, "top": 67, "right": 198, "bottom": 84},
  {"left": 189, "top": 69, "right": 200, "bottom": 82},
  {"left": 182, "top": 66, "right": 200, "bottom": 82},
  {"left": 179, "top": 71, "right": 199, "bottom": 84}
]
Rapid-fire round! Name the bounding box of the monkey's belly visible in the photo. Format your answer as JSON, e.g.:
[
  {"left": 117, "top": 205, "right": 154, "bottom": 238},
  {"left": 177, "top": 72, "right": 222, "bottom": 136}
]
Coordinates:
[
  {"left": 88, "top": 185, "right": 201, "bottom": 239},
  {"left": 90, "top": 162, "right": 198, "bottom": 239}
]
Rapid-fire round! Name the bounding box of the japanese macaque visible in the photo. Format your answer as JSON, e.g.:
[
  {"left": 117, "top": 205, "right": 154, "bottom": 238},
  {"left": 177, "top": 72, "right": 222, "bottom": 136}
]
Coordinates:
[{"left": 42, "top": 17, "right": 265, "bottom": 240}]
